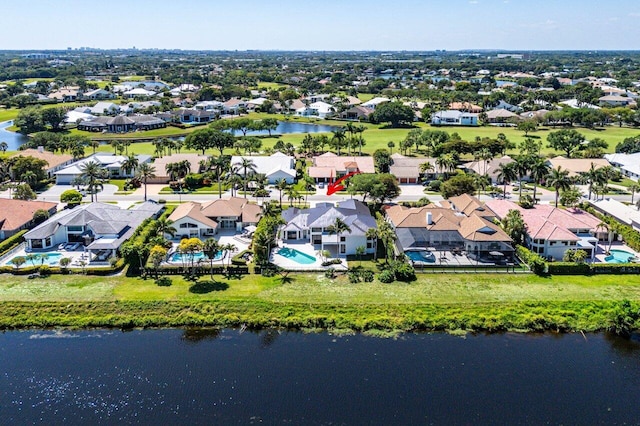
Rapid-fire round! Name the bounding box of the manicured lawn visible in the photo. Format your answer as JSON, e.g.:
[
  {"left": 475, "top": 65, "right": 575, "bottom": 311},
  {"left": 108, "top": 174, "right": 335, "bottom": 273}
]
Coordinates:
[
  {"left": 1, "top": 272, "right": 640, "bottom": 304},
  {"left": 0, "top": 108, "right": 19, "bottom": 122}
]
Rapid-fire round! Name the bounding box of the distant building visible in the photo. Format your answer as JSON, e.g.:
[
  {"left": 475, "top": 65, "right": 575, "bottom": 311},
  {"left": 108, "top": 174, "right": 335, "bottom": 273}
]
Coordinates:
[{"left": 431, "top": 110, "right": 479, "bottom": 126}]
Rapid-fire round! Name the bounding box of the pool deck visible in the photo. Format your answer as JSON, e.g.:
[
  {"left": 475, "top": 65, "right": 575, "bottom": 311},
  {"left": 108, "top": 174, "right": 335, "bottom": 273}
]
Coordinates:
[
  {"left": 2, "top": 246, "right": 99, "bottom": 268},
  {"left": 593, "top": 242, "right": 640, "bottom": 264},
  {"left": 271, "top": 242, "right": 348, "bottom": 271},
  {"left": 164, "top": 231, "right": 250, "bottom": 266}
]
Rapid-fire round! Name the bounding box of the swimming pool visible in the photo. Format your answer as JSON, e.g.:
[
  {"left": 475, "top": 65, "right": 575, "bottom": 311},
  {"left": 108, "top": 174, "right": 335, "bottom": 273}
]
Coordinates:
[
  {"left": 404, "top": 250, "right": 436, "bottom": 263},
  {"left": 277, "top": 247, "right": 317, "bottom": 265},
  {"left": 604, "top": 249, "right": 636, "bottom": 264},
  {"left": 10, "top": 252, "right": 65, "bottom": 266},
  {"left": 170, "top": 250, "right": 224, "bottom": 263}
]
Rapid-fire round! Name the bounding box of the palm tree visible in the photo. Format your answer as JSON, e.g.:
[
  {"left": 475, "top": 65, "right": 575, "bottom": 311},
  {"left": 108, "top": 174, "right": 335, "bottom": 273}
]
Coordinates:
[
  {"left": 121, "top": 154, "right": 139, "bottom": 177},
  {"left": 547, "top": 166, "right": 572, "bottom": 207},
  {"left": 496, "top": 162, "right": 518, "bottom": 199},
  {"left": 21, "top": 170, "right": 38, "bottom": 187},
  {"left": 419, "top": 161, "right": 434, "bottom": 182},
  {"left": 136, "top": 163, "right": 156, "bottom": 201},
  {"left": 165, "top": 162, "right": 179, "bottom": 181},
  {"left": 79, "top": 160, "right": 107, "bottom": 202},
  {"left": 436, "top": 153, "right": 457, "bottom": 175},
  {"left": 0, "top": 141, "right": 8, "bottom": 153},
  {"left": 156, "top": 217, "right": 177, "bottom": 239},
  {"left": 222, "top": 243, "right": 238, "bottom": 271},
  {"left": 529, "top": 158, "right": 550, "bottom": 205},
  {"left": 326, "top": 217, "right": 352, "bottom": 257},
  {"left": 583, "top": 162, "right": 606, "bottom": 201},
  {"left": 234, "top": 157, "right": 257, "bottom": 198},
  {"left": 209, "top": 156, "right": 230, "bottom": 199},
  {"left": 514, "top": 156, "right": 530, "bottom": 201},
  {"left": 387, "top": 141, "right": 395, "bottom": 154},
  {"left": 366, "top": 227, "right": 378, "bottom": 261},
  {"left": 275, "top": 178, "right": 289, "bottom": 208},
  {"left": 303, "top": 175, "right": 316, "bottom": 205},
  {"left": 285, "top": 187, "right": 300, "bottom": 207},
  {"left": 203, "top": 238, "right": 221, "bottom": 279},
  {"left": 331, "top": 128, "right": 347, "bottom": 155},
  {"left": 630, "top": 184, "right": 640, "bottom": 205}
]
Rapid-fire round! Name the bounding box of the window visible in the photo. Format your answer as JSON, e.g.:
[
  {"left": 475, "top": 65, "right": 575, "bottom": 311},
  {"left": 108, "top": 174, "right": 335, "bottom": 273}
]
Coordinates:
[
  {"left": 340, "top": 245, "right": 346, "bottom": 254},
  {"left": 68, "top": 226, "right": 83, "bottom": 232},
  {"left": 340, "top": 236, "right": 345, "bottom": 242},
  {"left": 366, "top": 242, "right": 372, "bottom": 249},
  {"left": 180, "top": 222, "right": 198, "bottom": 229},
  {"left": 45, "top": 237, "right": 51, "bottom": 247},
  {"left": 311, "top": 228, "right": 322, "bottom": 233}
]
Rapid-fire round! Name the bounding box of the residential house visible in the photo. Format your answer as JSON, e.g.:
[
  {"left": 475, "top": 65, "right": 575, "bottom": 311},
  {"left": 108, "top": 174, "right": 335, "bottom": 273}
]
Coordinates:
[
  {"left": 77, "top": 115, "right": 166, "bottom": 133},
  {"left": 174, "top": 109, "right": 217, "bottom": 124},
  {"left": 361, "top": 97, "right": 390, "bottom": 110},
  {"left": 604, "top": 152, "right": 640, "bottom": 181},
  {"left": 431, "top": 110, "right": 479, "bottom": 126},
  {"left": 485, "top": 200, "right": 602, "bottom": 261},
  {"left": 230, "top": 152, "right": 297, "bottom": 184},
  {"left": 339, "top": 105, "right": 372, "bottom": 121},
  {"left": 167, "top": 197, "right": 261, "bottom": 238},
  {"left": 123, "top": 88, "right": 157, "bottom": 98},
  {"left": 448, "top": 102, "right": 483, "bottom": 113},
  {"left": 149, "top": 153, "right": 208, "bottom": 183},
  {"left": 85, "top": 101, "right": 120, "bottom": 115},
  {"left": 308, "top": 152, "right": 376, "bottom": 183},
  {"left": 560, "top": 98, "right": 600, "bottom": 109},
  {"left": 295, "top": 101, "right": 336, "bottom": 119},
  {"left": 462, "top": 155, "right": 515, "bottom": 185},
  {"left": 279, "top": 199, "right": 377, "bottom": 257},
  {"left": 223, "top": 98, "right": 247, "bottom": 114},
  {"left": 0, "top": 199, "right": 58, "bottom": 240},
  {"left": 54, "top": 153, "right": 152, "bottom": 184},
  {"left": 590, "top": 198, "right": 640, "bottom": 232},
  {"left": 389, "top": 153, "right": 442, "bottom": 184},
  {"left": 493, "top": 100, "right": 523, "bottom": 113},
  {"left": 48, "top": 87, "right": 81, "bottom": 102},
  {"left": 11, "top": 148, "right": 74, "bottom": 178},
  {"left": 82, "top": 89, "right": 115, "bottom": 100},
  {"left": 545, "top": 157, "right": 611, "bottom": 178},
  {"left": 385, "top": 194, "right": 513, "bottom": 260},
  {"left": 520, "top": 109, "right": 550, "bottom": 121},
  {"left": 246, "top": 97, "right": 269, "bottom": 110},
  {"left": 64, "top": 110, "right": 96, "bottom": 124},
  {"left": 194, "top": 100, "right": 224, "bottom": 111},
  {"left": 598, "top": 95, "right": 635, "bottom": 107},
  {"left": 23, "top": 202, "right": 163, "bottom": 260},
  {"left": 485, "top": 109, "right": 520, "bottom": 124}
]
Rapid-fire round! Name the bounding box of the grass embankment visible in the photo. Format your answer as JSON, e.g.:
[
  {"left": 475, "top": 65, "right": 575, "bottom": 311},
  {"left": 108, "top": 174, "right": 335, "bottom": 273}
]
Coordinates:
[{"left": 0, "top": 272, "right": 638, "bottom": 332}]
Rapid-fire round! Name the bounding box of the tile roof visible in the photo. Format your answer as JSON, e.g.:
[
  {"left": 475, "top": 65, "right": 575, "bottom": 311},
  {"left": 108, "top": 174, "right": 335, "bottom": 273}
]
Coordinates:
[
  {"left": 11, "top": 149, "right": 73, "bottom": 170},
  {"left": 0, "top": 199, "right": 57, "bottom": 233},
  {"left": 546, "top": 157, "right": 611, "bottom": 176}
]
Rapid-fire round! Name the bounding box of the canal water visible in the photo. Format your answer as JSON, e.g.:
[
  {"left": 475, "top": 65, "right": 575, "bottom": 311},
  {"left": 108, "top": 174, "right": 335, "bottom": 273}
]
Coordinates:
[
  {"left": 242, "top": 120, "right": 339, "bottom": 136},
  {"left": 1, "top": 329, "right": 639, "bottom": 424}
]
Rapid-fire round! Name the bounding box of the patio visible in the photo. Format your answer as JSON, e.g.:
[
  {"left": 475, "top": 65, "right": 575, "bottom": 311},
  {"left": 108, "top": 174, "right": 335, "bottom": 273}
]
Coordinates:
[
  {"left": 165, "top": 230, "right": 250, "bottom": 266},
  {"left": 271, "top": 241, "right": 348, "bottom": 271},
  {"left": 405, "top": 248, "right": 517, "bottom": 268},
  {"left": 592, "top": 242, "right": 640, "bottom": 264},
  {"left": 1, "top": 245, "right": 104, "bottom": 268}
]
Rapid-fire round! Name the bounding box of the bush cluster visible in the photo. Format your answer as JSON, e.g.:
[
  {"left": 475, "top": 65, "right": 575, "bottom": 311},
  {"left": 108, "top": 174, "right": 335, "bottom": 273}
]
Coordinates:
[
  {"left": 515, "top": 245, "right": 546, "bottom": 275},
  {"left": 0, "top": 230, "right": 27, "bottom": 256},
  {"left": 321, "top": 259, "right": 342, "bottom": 267},
  {"left": 377, "top": 261, "right": 416, "bottom": 283}
]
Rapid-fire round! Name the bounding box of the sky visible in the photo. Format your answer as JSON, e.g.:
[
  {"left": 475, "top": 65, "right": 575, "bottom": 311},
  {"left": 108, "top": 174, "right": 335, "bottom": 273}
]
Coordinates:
[{"left": 4, "top": 0, "right": 640, "bottom": 51}]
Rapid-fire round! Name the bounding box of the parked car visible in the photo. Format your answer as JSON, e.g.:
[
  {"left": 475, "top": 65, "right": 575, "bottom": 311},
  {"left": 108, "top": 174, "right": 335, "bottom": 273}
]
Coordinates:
[{"left": 318, "top": 182, "right": 325, "bottom": 189}]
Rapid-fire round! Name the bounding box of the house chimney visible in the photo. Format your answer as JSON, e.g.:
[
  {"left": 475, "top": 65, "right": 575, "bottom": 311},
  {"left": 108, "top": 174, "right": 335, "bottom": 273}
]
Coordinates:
[
  {"left": 426, "top": 211, "right": 432, "bottom": 225},
  {"left": 37, "top": 146, "right": 45, "bottom": 153}
]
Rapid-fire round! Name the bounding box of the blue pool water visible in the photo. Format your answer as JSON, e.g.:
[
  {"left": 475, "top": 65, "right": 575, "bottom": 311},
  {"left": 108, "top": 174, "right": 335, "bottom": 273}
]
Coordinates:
[
  {"left": 11, "top": 252, "right": 65, "bottom": 266},
  {"left": 405, "top": 250, "right": 436, "bottom": 263},
  {"left": 605, "top": 249, "right": 636, "bottom": 264},
  {"left": 170, "top": 250, "right": 224, "bottom": 263},
  {"left": 277, "top": 247, "right": 316, "bottom": 264}
]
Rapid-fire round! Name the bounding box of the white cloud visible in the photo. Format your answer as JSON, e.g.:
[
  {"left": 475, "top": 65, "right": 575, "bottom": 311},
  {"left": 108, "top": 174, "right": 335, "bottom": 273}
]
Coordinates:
[{"left": 629, "top": 12, "right": 640, "bottom": 17}]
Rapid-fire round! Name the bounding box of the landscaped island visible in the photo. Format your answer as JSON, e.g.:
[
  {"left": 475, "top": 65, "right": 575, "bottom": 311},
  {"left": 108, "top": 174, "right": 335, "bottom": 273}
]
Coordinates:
[{"left": 1, "top": 272, "right": 638, "bottom": 334}]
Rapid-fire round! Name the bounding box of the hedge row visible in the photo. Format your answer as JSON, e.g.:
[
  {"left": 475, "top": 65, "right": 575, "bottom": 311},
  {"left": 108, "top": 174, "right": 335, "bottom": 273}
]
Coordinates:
[
  {"left": 548, "top": 262, "right": 640, "bottom": 275},
  {"left": 0, "top": 230, "right": 27, "bottom": 256},
  {"left": 231, "top": 250, "right": 252, "bottom": 266},
  {"left": 0, "top": 258, "right": 126, "bottom": 276},
  {"left": 515, "top": 245, "right": 546, "bottom": 275}
]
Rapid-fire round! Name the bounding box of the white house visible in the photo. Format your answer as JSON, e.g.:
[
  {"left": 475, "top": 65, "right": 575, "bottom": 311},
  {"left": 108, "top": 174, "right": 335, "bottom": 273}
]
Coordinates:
[
  {"left": 54, "top": 153, "right": 152, "bottom": 185},
  {"left": 295, "top": 101, "right": 336, "bottom": 119},
  {"left": 23, "top": 202, "right": 163, "bottom": 260},
  {"left": 361, "top": 97, "right": 390, "bottom": 110},
  {"left": 604, "top": 152, "right": 640, "bottom": 181},
  {"left": 82, "top": 89, "right": 115, "bottom": 100},
  {"left": 279, "top": 199, "right": 377, "bottom": 257},
  {"left": 230, "top": 152, "right": 297, "bottom": 184},
  {"left": 431, "top": 110, "right": 479, "bottom": 126},
  {"left": 123, "top": 88, "right": 157, "bottom": 98}
]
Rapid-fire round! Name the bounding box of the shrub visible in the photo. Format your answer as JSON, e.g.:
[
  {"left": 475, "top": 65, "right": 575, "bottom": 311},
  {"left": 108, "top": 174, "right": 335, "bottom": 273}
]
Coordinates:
[
  {"left": 155, "top": 276, "right": 172, "bottom": 287},
  {"left": 515, "top": 245, "right": 546, "bottom": 275},
  {"left": 519, "top": 194, "right": 534, "bottom": 209},
  {"left": 324, "top": 268, "right": 336, "bottom": 279},
  {"left": 38, "top": 265, "right": 51, "bottom": 276},
  {"left": 378, "top": 270, "right": 395, "bottom": 283},
  {"left": 231, "top": 250, "right": 252, "bottom": 266},
  {"left": 158, "top": 199, "right": 167, "bottom": 204},
  {"left": 348, "top": 271, "right": 360, "bottom": 283},
  {"left": 428, "top": 180, "right": 442, "bottom": 192},
  {"left": 0, "top": 230, "right": 27, "bottom": 255},
  {"left": 392, "top": 262, "right": 416, "bottom": 282},
  {"left": 321, "top": 259, "right": 342, "bottom": 267},
  {"left": 361, "top": 269, "right": 375, "bottom": 282}
]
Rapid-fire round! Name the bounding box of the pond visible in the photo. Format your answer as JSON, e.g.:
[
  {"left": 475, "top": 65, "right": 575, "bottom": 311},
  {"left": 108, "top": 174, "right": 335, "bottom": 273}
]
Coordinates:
[
  {"left": 0, "top": 120, "right": 29, "bottom": 151},
  {"left": 241, "top": 120, "right": 339, "bottom": 136},
  {"left": 2, "top": 329, "right": 640, "bottom": 424}
]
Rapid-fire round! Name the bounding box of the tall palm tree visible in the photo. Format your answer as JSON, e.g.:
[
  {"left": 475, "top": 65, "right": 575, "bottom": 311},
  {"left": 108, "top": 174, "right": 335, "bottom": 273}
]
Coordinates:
[
  {"left": 79, "top": 160, "right": 107, "bottom": 203},
  {"left": 203, "top": 238, "right": 221, "bottom": 279},
  {"left": 303, "top": 175, "right": 316, "bottom": 205},
  {"left": 366, "top": 227, "right": 378, "bottom": 261},
  {"left": 547, "top": 166, "right": 572, "bottom": 207},
  {"left": 234, "top": 157, "right": 257, "bottom": 199},
  {"left": 326, "top": 217, "right": 352, "bottom": 257},
  {"left": 583, "top": 162, "right": 607, "bottom": 201},
  {"left": 121, "top": 154, "right": 139, "bottom": 177},
  {"left": 496, "top": 162, "right": 518, "bottom": 199},
  {"left": 208, "top": 156, "right": 230, "bottom": 199},
  {"left": 514, "top": 156, "right": 530, "bottom": 201},
  {"left": 436, "top": 153, "right": 457, "bottom": 175},
  {"left": 222, "top": 243, "right": 238, "bottom": 271},
  {"left": 275, "top": 178, "right": 289, "bottom": 208},
  {"left": 285, "top": 186, "right": 300, "bottom": 207},
  {"left": 136, "top": 163, "right": 156, "bottom": 201},
  {"left": 331, "top": 128, "right": 347, "bottom": 155},
  {"left": 165, "top": 162, "right": 179, "bottom": 181},
  {"left": 529, "top": 158, "right": 550, "bottom": 205},
  {"left": 419, "top": 161, "right": 434, "bottom": 182}
]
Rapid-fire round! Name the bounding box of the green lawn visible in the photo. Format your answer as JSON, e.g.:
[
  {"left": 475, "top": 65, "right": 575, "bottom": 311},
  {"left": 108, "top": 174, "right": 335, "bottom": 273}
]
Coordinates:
[{"left": 1, "top": 272, "right": 640, "bottom": 304}]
